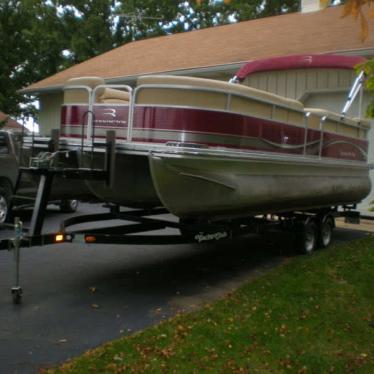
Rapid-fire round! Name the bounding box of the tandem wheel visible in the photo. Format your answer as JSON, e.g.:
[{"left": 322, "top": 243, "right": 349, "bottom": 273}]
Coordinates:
[
  {"left": 295, "top": 219, "right": 317, "bottom": 255},
  {"left": 295, "top": 213, "right": 335, "bottom": 254},
  {"left": 317, "top": 215, "right": 334, "bottom": 249}
]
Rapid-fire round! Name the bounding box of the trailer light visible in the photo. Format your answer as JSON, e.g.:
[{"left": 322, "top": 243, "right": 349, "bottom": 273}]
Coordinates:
[
  {"left": 85, "top": 235, "right": 96, "bottom": 243},
  {"left": 55, "top": 234, "right": 65, "bottom": 242}
]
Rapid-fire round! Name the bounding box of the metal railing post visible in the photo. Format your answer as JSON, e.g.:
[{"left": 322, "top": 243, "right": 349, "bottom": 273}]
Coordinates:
[
  {"left": 303, "top": 112, "right": 310, "bottom": 155},
  {"left": 341, "top": 70, "right": 365, "bottom": 118},
  {"left": 318, "top": 115, "right": 327, "bottom": 159},
  {"left": 358, "top": 83, "right": 363, "bottom": 119}
]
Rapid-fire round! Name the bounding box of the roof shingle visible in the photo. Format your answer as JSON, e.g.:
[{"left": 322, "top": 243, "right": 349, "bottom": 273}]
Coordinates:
[
  {"left": 24, "top": 5, "right": 374, "bottom": 93},
  {"left": 0, "top": 112, "right": 23, "bottom": 130}
]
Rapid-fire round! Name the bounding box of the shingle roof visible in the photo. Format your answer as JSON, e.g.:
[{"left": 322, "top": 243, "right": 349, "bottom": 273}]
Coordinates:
[
  {"left": 0, "top": 112, "right": 23, "bottom": 130},
  {"left": 24, "top": 5, "right": 374, "bottom": 93}
]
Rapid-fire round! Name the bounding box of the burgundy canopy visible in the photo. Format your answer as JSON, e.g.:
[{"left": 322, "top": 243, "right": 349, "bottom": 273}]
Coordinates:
[{"left": 235, "top": 54, "right": 367, "bottom": 81}]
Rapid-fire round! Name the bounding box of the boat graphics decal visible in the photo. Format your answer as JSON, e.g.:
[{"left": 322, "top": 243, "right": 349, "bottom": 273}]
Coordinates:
[{"left": 194, "top": 231, "right": 229, "bottom": 243}]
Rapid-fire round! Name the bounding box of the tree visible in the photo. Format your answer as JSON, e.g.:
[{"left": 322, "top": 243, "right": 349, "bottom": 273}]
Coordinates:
[
  {"left": 114, "top": 0, "right": 299, "bottom": 39},
  {"left": 0, "top": 0, "right": 121, "bottom": 118},
  {"left": 57, "top": 0, "right": 119, "bottom": 65},
  {"left": 342, "top": 0, "right": 374, "bottom": 41},
  {"left": 1, "top": 0, "right": 300, "bottom": 119},
  {"left": 0, "top": 0, "right": 66, "bottom": 117},
  {"left": 114, "top": 1, "right": 181, "bottom": 42}
]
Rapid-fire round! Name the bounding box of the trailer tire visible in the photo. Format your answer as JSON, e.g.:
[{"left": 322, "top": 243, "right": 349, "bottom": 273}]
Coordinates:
[
  {"left": 0, "top": 182, "right": 12, "bottom": 224},
  {"left": 317, "top": 216, "right": 334, "bottom": 249},
  {"left": 295, "top": 220, "right": 317, "bottom": 255}
]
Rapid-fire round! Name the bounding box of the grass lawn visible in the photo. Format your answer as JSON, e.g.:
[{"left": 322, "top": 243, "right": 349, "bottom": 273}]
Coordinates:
[{"left": 45, "top": 235, "right": 374, "bottom": 373}]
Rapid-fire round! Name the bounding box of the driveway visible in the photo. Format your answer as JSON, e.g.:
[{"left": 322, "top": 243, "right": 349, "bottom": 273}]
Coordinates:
[{"left": 0, "top": 203, "right": 369, "bottom": 373}]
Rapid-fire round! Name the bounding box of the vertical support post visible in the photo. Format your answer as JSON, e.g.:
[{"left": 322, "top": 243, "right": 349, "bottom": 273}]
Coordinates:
[
  {"left": 303, "top": 112, "right": 310, "bottom": 155},
  {"left": 341, "top": 70, "right": 365, "bottom": 117},
  {"left": 124, "top": 86, "right": 133, "bottom": 142},
  {"left": 358, "top": 83, "right": 363, "bottom": 119},
  {"left": 105, "top": 130, "right": 116, "bottom": 188},
  {"left": 226, "top": 93, "right": 232, "bottom": 111},
  {"left": 19, "top": 118, "right": 25, "bottom": 165},
  {"left": 49, "top": 129, "right": 60, "bottom": 152},
  {"left": 31, "top": 119, "right": 35, "bottom": 156},
  {"left": 11, "top": 217, "right": 23, "bottom": 304},
  {"left": 271, "top": 105, "right": 275, "bottom": 121},
  {"left": 28, "top": 173, "right": 54, "bottom": 236},
  {"left": 86, "top": 88, "right": 94, "bottom": 141},
  {"left": 127, "top": 89, "right": 136, "bottom": 142},
  {"left": 318, "top": 116, "right": 326, "bottom": 159}
]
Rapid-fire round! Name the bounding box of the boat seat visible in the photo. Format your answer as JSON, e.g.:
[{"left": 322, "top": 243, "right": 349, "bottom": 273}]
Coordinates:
[
  {"left": 98, "top": 88, "right": 130, "bottom": 104},
  {"left": 137, "top": 75, "right": 304, "bottom": 111},
  {"left": 64, "top": 76, "right": 105, "bottom": 104}
]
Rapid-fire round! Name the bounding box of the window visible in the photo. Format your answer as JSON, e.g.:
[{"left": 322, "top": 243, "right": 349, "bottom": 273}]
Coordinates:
[{"left": 0, "top": 133, "right": 9, "bottom": 154}]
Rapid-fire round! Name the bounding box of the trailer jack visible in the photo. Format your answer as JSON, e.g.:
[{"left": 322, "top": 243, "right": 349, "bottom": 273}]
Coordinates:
[{"left": 10, "top": 217, "right": 23, "bottom": 304}]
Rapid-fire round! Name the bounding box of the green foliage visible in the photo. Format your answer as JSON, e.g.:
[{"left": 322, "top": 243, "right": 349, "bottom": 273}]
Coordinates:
[
  {"left": 0, "top": 118, "right": 8, "bottom": 129},
  {"left": 57, "top": 0, "right": 118, "bottom": 65},
  {"left": 361, "top": 59, "right": 374, "bottom": 118},
  {"left": 0, "top": 0, "right": 67, "bottom": 117},
  {"left": 114, "top": 0, "right": 299, "bottom": 39},
  {"left": 1, "top": 0, "right": 299, "bottom": 119}
]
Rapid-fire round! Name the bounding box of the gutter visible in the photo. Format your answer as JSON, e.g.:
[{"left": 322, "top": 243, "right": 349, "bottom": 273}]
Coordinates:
[{"left": 19, "top": 62, "right": 243, "bottom": 95}]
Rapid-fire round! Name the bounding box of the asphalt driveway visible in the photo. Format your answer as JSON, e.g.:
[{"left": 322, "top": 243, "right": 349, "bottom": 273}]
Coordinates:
[{"left": 0, "top": 203, "right": 369, "bottom": 373}]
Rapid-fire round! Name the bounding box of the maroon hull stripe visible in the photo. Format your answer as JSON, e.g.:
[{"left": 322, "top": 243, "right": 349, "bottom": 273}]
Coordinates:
[{"left": 60, "top": 105, "right": 368, "bottom": 162}]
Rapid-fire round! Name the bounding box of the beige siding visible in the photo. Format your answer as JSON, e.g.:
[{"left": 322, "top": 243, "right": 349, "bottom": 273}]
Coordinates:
[
  {"left": 244, "top": 68, "right": 356, "bottom": 100},
  {"left": 38, "top": 92, "right": 63, "bottom": 136}
]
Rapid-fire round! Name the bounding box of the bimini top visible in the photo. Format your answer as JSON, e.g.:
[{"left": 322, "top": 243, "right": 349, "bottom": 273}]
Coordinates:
[{"left": 234, "top": 54, "right": 367, "bottom": 82}]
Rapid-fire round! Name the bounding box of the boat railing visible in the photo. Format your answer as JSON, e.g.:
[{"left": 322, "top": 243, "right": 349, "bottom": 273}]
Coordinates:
[
  {"left": 133, "top": 82, "right": 311, "bottom": 154},
  {"left": 67, "top": 79, "right": 367, "bottom": 161},
  {"left": 63, "top": 84, "right": 94, "bottom": 145},
  {"left": 63, "top": 83, "right": 133, "bottom": 149},
  {"left": 341, "top": 70, "right": 365, "bottom": 119},
  {"left": 133, "top": 82, "right": 305, "bottom": 117}
]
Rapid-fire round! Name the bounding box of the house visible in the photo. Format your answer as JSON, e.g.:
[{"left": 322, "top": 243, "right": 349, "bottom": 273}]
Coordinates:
[
  {"left": 0, "top": 112, "right": 25, "bottom": 133},
  {"left": 22, "top": 4, "right": 374, "bottom": 132},
  {"left": 22, "top": 3, "right": 374, "bottom": 212}
]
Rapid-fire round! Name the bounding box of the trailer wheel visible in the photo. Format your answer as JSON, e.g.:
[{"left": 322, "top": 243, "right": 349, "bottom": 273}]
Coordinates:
[
  {"left": 317, "top": 216, "right": 334, "bottom": 249},
  {"left": 0, "top": 182, "right": 12, "bottom": 224},
  {"left": 296, "top": 220, "right": 317, "bottom": 255}
]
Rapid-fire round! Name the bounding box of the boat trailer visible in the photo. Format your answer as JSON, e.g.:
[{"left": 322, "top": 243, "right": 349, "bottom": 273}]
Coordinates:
[
  {"left": 0, "top": 201, "right": 363, "bottom": 304},
  {"left": 0, "top": 130, "right": 366, "bottom": 304}
]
